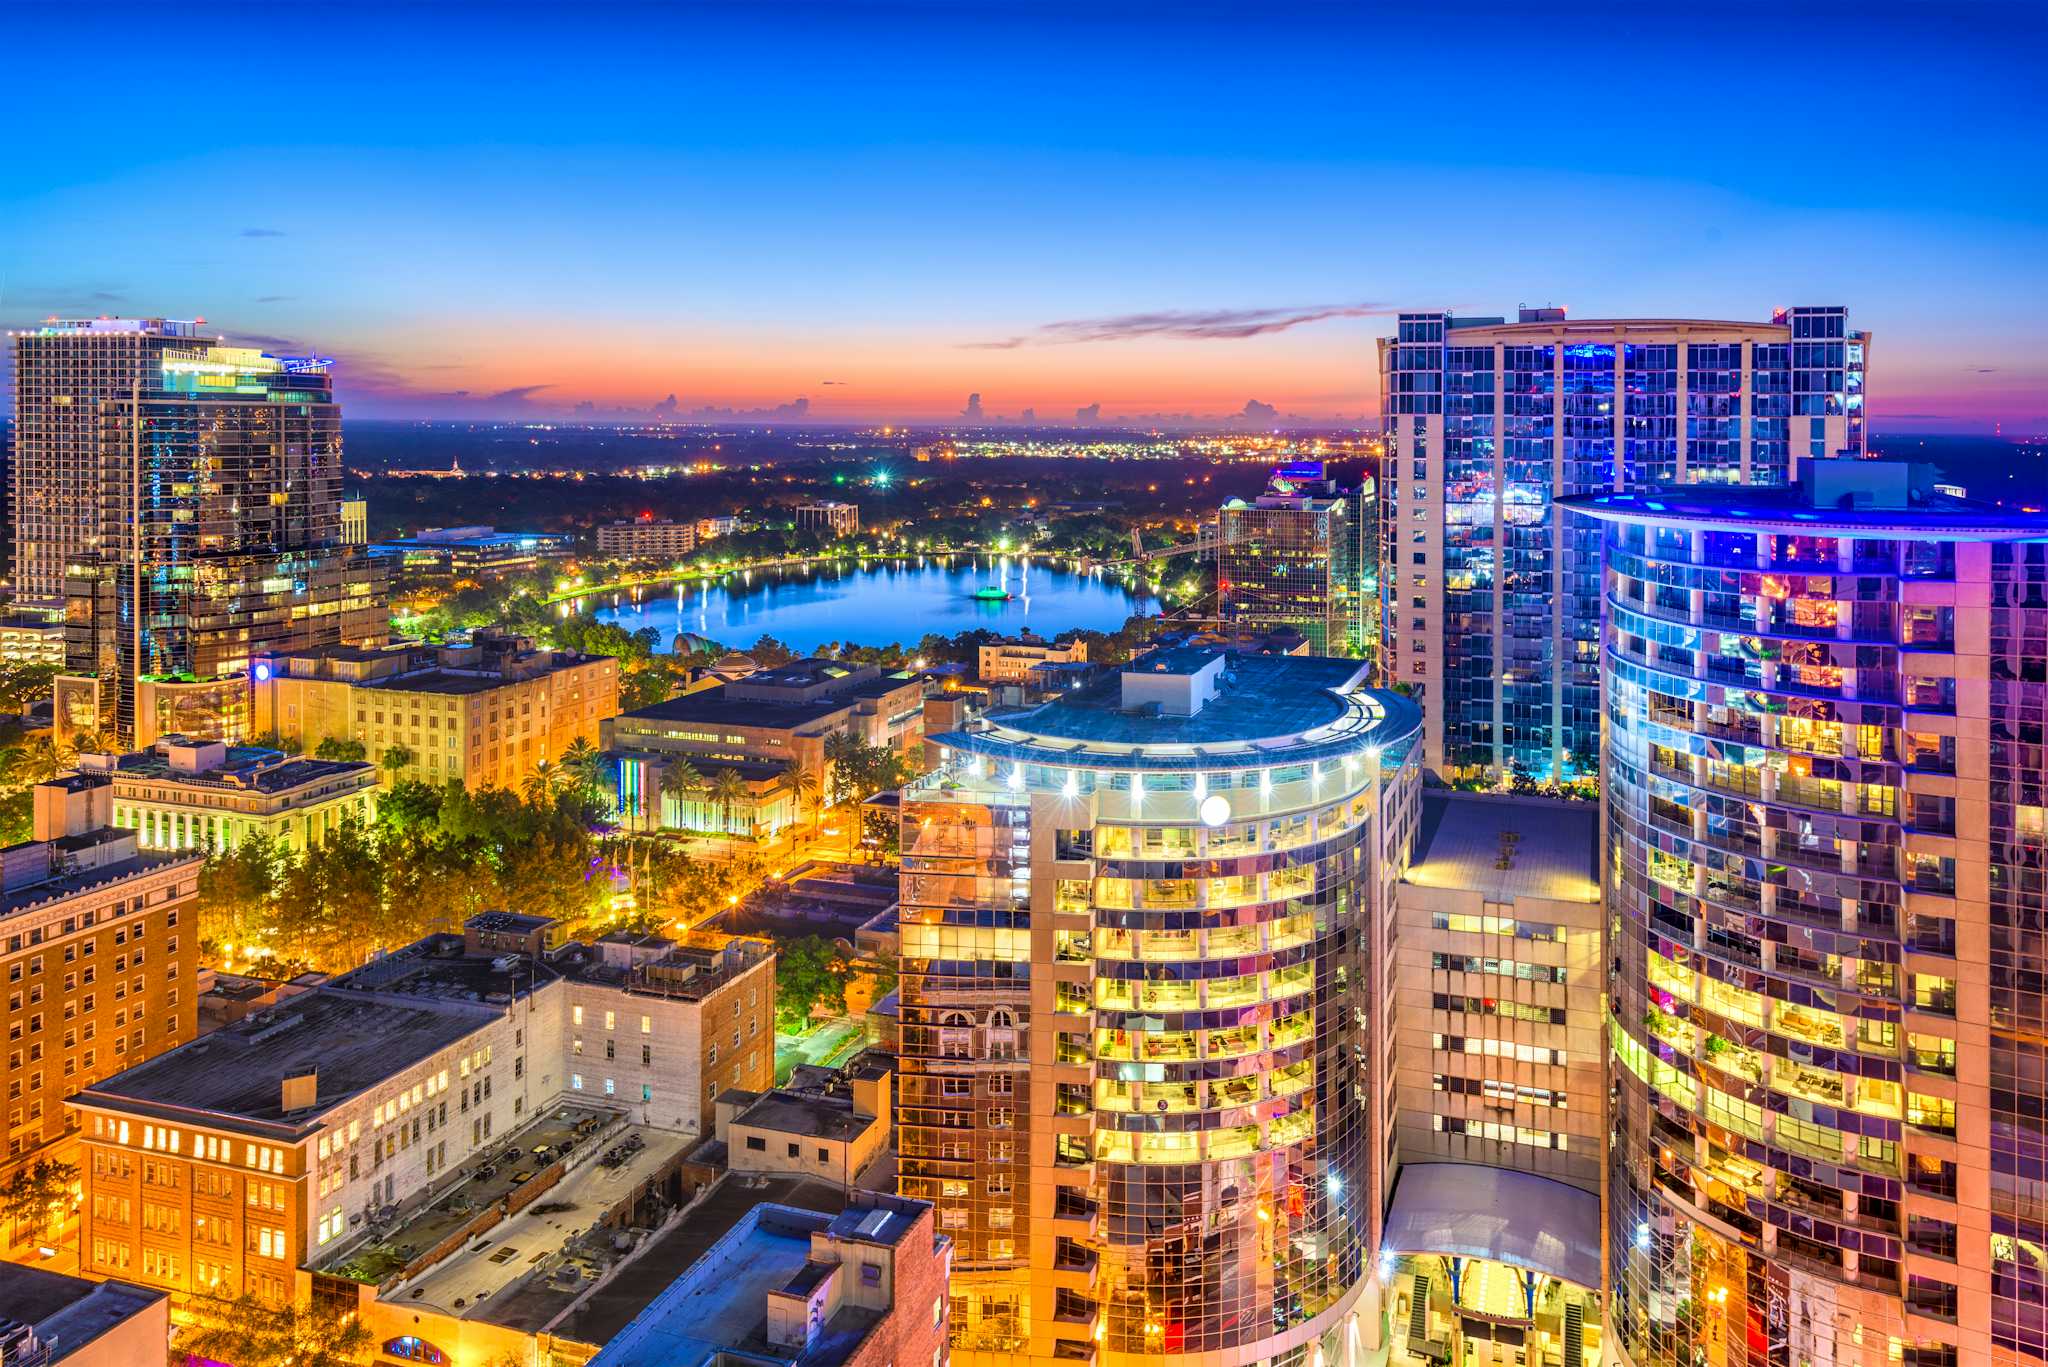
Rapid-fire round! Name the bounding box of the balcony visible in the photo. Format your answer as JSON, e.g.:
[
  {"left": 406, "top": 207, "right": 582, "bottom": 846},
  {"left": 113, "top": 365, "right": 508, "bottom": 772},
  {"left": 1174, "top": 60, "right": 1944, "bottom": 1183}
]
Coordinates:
[
  {"left": 1051, "top": 1186, "right": 1100, "bottom": 1234},
  {"left": 1053, "top": 1238, "right": 1099, "bottom": 1276}
]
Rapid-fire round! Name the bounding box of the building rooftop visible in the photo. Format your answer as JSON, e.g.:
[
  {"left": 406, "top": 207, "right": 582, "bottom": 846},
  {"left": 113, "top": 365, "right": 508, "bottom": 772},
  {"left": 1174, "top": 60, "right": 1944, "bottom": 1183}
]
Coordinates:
[
  {"left": 1, "top": 841, "right": 196, "bottom": 922},
  {"left": 935, "top": 650, "right": 1419, "bottom": 767},
  {"left": 86, "top": 742, "right": 372, "bottom": 794},
  {"left": 542, "top": 1174, "right": 852, "bottom": 1344},
  {"left": 0, "top": 1263, "right": 166, "bottom": 1362},
  {"left": 616, "top": 671, "right": 913, "bottom": 729},
  {"left": 721, "top": 1088, "right": 874, "bottom": 1143},
  {"left": 1404, "top": 792, "right": 1599, "bottom": 905},
  {"left": 1561, "top": 462, "right": 2038, "bottom": 536},
  {"left": 72, "top": 985, "right": 501, "bottom": 1136},
  {"left": 588, "top": 1193, "right": 928, "bottom": 1367}
]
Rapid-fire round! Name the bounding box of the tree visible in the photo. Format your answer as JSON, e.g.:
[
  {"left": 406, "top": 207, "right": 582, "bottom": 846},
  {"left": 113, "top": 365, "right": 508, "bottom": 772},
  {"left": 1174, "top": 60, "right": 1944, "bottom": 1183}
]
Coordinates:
[
  {"left": 779, "top": 760, "right": 818, "bottom": 840},
  {"left": 776, "top": 935, "right": 850, "bottom": 1027},
  {"left": 524, "top": 759, "right": 563, "bottom": 806},
  {"left": 374, "top": 778, "right": 444, "bottom": 836},
  {"left": 0, "top": 662, "right": 57, "bottom": 715},
  {"left": 706, "top": 767, "right": 750, "bottom": 853},
  {"left": 380, "top": 743, "right": 416, "bottom": 782},
  {"left": 657, "top": 757, "right": 704, "bottom": 832},
  {"left": 198, "top": 833, "right": 283, "bottom": 950},
  {"left": 315, "top": 736, "right": 368, "bottom": 762},
  {"left": 1, "top": 1156, "right": 77, "bottom": 1247},
  {"left": 561, "top": 736, "right": 609, "bottom": 802},
  {"left": 750, "top": 634, "right": 796, "bottom": 667},
  {"left": 178, "top": 1293, "right": 374, "bottom": 1367}
]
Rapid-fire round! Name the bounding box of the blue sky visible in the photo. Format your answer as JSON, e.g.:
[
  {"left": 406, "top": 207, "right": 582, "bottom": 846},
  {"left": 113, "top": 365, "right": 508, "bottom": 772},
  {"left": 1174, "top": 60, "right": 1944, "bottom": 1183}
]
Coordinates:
[{"left": 3, "top": 1, "right": 2043, "bottom": 428}]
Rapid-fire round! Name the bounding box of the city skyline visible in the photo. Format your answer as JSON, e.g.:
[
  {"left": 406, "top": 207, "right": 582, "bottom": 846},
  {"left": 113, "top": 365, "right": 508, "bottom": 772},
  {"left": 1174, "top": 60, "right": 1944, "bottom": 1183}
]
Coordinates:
[{"left": 2, "top": 2, "right": 2044, "bottom": 432}]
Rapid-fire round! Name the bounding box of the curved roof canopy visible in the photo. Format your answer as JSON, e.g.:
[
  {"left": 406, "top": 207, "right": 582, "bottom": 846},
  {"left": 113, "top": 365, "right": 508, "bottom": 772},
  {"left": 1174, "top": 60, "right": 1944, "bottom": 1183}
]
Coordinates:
[{"left": 1381, "top": 1163, "right": 1601, "bottom": 1291}]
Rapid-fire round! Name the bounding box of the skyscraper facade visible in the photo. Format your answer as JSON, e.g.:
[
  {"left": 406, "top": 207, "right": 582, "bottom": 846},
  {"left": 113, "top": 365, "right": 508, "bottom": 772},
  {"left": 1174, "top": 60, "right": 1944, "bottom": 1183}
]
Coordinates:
[
  {"left": 1218, "top": 462, "right": 1370, "bottom": 656},
  {"left": 897, "top": 647, "right": 1422, "bottom": 1367},
  {"left": 48, "top": 332, "right": 386, "bottom": 743},
  {"left": 1570, "top": 464, "right": 2046, "bottom": 1367},
  {"left": 9, "top": 318, "right": 207, "bottom": 610},
  {"left": 1379, "top": 305, "right": 1870, "bottom": 782}
]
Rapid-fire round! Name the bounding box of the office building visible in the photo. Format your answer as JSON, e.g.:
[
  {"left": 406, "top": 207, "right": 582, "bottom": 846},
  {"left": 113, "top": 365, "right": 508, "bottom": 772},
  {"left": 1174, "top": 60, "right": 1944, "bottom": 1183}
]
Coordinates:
[
  {"left": 340, "top": 495, "right": 368, "bottom": 546},
  {"left": 1568, "top": 462, "right": 2045, "bottom": 1367},
  {"left": 797, "top": 501, "right": 860, "bottom": 537},
  {"left": 71, "top": 914, "right": 772, "bottom": 1305},
  {"left": 976, "top": 631, "right": 1089, "bottom": 685},
  {"left": 589, "top": 1193, "right": 951, "bottom": 1367},
  {"left": 48, "top": 332, "right": 387, "bottom": 745},
  {"left": 1380, "top": 304, "right": 1870, "bottom": 782},
  {"left": 2, "top": 782, "right": 199, "bottom": 1171},
  {"left": 1382, "top": 791, "right": 1606, "bottom": 1364},
  {"left": 898, "top": 647, "right": 1423, "bottom": 1366},
  {"left": 250, "top": 631, "right": 619, "bottom": 790},
  {"left": 0, "top": 614, "right": 64, "bottom": 669},
  {"left": 597, "top": 518, "right": 698, "bottom": 560},
  {"left": 9, "top": 318, "right": 205, "bottom": 611},
  {"left": 366, "top": 524, "right": 574, "bottom": 591},
  {"left": 606, "top": 658, "right": 925, "bottom": 837},
  {"left": 0, "top": 1264, "right": 169, "bottom": 1367},
  {"left": 1218, "top": 461, "right": 1369, "bottom": 655},
  {"left": 61, "top": 736, "right": 377, "bottom": 854}
]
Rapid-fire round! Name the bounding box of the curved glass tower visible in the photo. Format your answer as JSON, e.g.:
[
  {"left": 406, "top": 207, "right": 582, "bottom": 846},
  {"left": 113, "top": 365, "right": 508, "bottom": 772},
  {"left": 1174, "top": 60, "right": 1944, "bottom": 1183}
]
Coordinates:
[
  {"left": 1570, "top": 468, "right": 2048, "bottom": 1367},
  {"left": 897, "top": 648, "right": 1421, "bottom": 1367}
]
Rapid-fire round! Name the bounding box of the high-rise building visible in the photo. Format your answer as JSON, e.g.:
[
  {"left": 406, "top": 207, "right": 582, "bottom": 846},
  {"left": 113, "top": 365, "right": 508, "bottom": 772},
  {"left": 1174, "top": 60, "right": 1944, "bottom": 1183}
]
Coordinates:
[
  {"left": 340, "top": 494, "right": 368, "bottom": 545},
  {"left": 45, "top": 330, "right": 387, "bottom": 744},
  {"left": 897, "top": 646, "right": 1423, "bottom": 1366},
  {"left": 1380, "top": 305, "right": 1871, "bottom": 782},
  {"left": 1568, "top": 462, "right": 2046, "bottom": 1367},
  {"left": 9, "top": 318, "right": 208, "bottom": 611},
  {"left": 2, "top": 777, "right": 200, "bottom": 1175},
  {"left": 1380, "top": 790, "right": 1608, "bottom": 1364},
  {"left": 1218, "top": 461, "right": 1370, "bottom": 656}
]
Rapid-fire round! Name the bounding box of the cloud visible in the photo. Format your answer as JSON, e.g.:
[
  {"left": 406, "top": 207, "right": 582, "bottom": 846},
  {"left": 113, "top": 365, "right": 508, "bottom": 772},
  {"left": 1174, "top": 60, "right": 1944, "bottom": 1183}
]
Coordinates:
[
  {"left": 1238, "top": 399, "right": 1279, "bottom": 424},
  {"left": 240, "top": 227, "right": 287, "bottom": 238},
  {"left": 254, "top": 295, "right": 294, "bottom": 304},
  {"left": 1975, "top": 368, "right": 1999, "bottom": 374},
  {"left": 963, "top": 302, "right": 1389, "bottom": 350},
  {"left": 485, "top": 384, "right": 554, "bottom": 404},
  {"left": 1075, "top": 402, "right": 1101, "bottom": 424},
  {"left": 820, "top": 379, "right": 846, "bottom": 385}
]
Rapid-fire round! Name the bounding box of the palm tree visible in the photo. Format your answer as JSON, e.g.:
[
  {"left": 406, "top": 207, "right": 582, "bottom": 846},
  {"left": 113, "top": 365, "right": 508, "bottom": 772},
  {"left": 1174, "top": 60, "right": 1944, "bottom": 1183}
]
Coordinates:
[
  {"left": 380, "top": 742, "right": 416, "bottom": 785},
  {"left": 524, "top": 759, "right": 562, "bottom": 806},
  {"left": 706, "top": 767, "right": 751, "bottom": 857},
  {"left": 561, "top": 737, "right": 607, "bottom": 801},
  {"left": 658, "top": 756, "right": 704, "bottom": 833},
  {"left": 779, "top": 759, "right": 819, "bottom": 843},
  {"left": 821, "top": 728, "right": 860, "bottom": 810}
]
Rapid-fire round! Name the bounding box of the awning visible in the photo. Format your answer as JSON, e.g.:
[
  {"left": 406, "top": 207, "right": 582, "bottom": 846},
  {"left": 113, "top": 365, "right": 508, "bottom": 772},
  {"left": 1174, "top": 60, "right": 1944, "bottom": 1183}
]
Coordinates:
[{"left": 1381, "top": 1163, "right": 1602, "bottom": 1290}]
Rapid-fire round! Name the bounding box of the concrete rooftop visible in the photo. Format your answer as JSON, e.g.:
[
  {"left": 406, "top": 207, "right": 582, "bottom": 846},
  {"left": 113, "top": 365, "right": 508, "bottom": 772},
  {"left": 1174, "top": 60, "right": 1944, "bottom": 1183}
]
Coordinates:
[{"left": 1404, "top": 791, "right": 1599, "bottom": 904}]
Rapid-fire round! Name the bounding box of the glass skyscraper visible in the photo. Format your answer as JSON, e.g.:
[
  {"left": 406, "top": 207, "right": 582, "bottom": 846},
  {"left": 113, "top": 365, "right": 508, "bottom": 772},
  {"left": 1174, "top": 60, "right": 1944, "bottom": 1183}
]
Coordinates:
[
  {"left": 897, "top": 647, "right": 1421, "bottom": 1367},
  {"left": 44, "top": 331, "right": 388, "bottom": 743},
  {"left": 1379, "top": 305, "right": 1870, "bottom": 783},
  {"left": 1569, "top": 463, "right": 2045, "bottom": 1367},
  {"left": 9, "top": 318, "right": 207, "bottom": 610},
  {"left": 1217, "top": 462, "right": 1371, "bottom": 656}
]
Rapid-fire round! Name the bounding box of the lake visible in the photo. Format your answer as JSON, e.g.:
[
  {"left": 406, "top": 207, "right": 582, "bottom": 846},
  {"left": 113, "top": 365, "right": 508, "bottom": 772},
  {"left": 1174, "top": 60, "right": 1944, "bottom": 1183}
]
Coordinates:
[{"left": 580, "top": 557, "right": 1157, "bottom": 656}]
